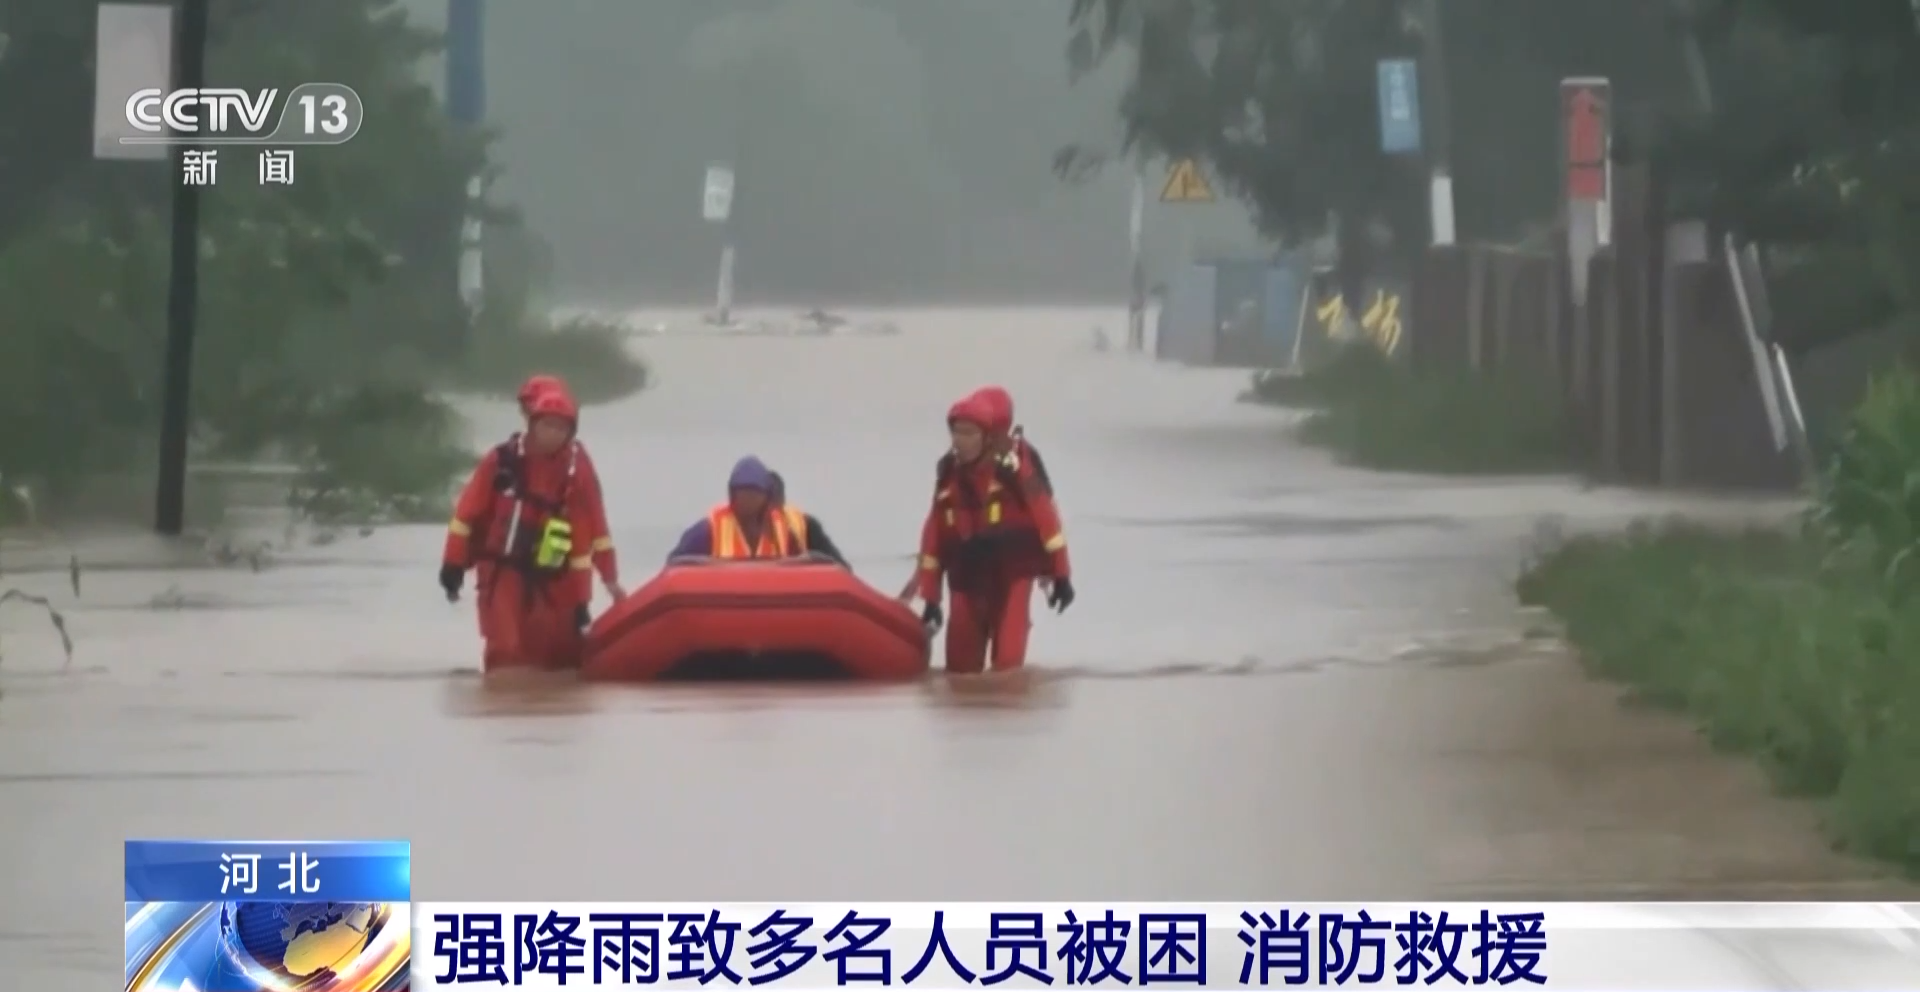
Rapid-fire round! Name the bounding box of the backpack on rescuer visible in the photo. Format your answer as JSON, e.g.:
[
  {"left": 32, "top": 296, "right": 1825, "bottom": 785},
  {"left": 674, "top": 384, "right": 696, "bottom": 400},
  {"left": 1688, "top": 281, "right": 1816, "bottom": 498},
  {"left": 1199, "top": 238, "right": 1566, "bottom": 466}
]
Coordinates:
[
  {"left": 937, "top": 427, "right": 1052, "bottom": 495},
  {"left": 489, "top": 434, "right": 578, "bottom": 570}
]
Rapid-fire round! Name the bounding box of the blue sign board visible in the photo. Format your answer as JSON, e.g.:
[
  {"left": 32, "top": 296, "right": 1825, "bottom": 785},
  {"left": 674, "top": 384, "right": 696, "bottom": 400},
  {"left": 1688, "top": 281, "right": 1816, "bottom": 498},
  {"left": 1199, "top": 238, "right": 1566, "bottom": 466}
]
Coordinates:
[
  {"left": 1377, "top": 59, "right": 1422, "bottom": 154},
  {"left": 446, "top": 0, "right": 486, "bottom": 125}
]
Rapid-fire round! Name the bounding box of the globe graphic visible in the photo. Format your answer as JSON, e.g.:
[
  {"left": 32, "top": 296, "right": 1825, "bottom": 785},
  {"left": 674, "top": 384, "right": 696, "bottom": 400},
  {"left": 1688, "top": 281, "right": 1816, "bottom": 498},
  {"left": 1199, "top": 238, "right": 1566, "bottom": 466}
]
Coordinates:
[{"left": 221, "top": 902, "right": 379, "bottom": 985}]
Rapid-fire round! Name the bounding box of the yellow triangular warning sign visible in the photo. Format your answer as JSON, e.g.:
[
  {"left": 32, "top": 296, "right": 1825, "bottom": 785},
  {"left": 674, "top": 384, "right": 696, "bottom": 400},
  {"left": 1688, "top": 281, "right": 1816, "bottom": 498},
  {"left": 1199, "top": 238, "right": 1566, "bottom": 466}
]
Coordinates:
[{"left": 1160, "top": 159, "right": 1214, "bottom": 203}]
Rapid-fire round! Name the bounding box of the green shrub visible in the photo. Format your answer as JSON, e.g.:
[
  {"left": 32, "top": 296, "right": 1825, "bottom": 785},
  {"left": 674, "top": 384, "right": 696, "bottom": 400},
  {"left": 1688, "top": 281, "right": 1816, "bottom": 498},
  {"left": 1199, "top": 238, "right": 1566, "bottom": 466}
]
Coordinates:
[
  {"left": 450, "top": 312, "right": 650, "bottom": 406},
  {"left": 1245, "top": 342, "right": 1399, "bottom": 408},
  {"left": 1520, "top": 520, "right": 1920, "bottom": 873},
  {"left": 283, "top": 385, "right": 474, "bottom": 524},
  {"left": 1814, "top": 365, "right": 1920, "bottom": 596},
  {"left": 1296, "top": 359, "right": 1574, "bottom": 474}
]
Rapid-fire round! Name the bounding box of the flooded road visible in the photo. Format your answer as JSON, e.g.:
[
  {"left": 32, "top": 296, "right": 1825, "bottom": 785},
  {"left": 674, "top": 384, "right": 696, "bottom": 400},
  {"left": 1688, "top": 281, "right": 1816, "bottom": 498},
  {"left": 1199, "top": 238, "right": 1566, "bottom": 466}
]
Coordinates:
[{"left": 0, "top": 307, "right": 1908, "bottom": 985}]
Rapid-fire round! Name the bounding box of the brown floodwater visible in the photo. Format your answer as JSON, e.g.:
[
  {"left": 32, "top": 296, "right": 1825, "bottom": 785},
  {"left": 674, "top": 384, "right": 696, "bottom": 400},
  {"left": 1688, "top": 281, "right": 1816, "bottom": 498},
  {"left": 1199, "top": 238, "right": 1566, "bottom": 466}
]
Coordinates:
[{"left": 0, "top": 307, "right": 1907, "bottom": 987}]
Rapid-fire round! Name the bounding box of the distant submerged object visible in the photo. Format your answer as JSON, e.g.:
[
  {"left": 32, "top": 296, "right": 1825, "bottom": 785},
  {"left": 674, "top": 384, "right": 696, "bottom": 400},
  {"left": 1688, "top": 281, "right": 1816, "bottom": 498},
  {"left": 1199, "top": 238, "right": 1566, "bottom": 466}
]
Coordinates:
[
  {"left": 799, "top": 308, "right": 849, "bottom": 329},
  {"left": 631, "top": 308, "right": 902, "bottom": 338}
]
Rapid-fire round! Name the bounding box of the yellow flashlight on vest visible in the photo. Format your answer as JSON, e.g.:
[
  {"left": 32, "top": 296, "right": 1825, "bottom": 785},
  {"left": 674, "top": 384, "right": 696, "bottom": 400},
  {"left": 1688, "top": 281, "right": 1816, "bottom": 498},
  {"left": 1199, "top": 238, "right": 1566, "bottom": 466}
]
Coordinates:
[{"left": 534, "top": 518, "right": 573, "bottom": 569}]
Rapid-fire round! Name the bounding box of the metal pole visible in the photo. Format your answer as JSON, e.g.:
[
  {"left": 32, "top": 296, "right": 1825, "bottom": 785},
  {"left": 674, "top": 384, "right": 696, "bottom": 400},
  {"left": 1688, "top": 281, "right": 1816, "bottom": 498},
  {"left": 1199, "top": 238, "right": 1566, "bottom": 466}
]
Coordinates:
[
  {"left": 447, "top": 0, "right": 485, "bottom": 316},
  {"left": 1128, "top": 160, "right": 1146, "bottom": 352},
  {"left": 1417, "top": 0, "right": 1456, "bottom": 244},
  {"left": 153, "top": 0, "right": 210, "bottom": 536},
  {"left": 718, "top": 83, "right": 750, "bottom": 324}
]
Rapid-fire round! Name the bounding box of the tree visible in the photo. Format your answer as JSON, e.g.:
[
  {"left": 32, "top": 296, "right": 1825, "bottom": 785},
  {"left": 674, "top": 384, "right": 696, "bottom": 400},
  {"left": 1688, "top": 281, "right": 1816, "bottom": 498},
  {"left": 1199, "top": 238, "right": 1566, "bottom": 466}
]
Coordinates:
[
  {"left": 1061, "top": 0, "right": 1696, "bottom": 283},
  {"left": 1663, "top": 0, "right": 1920, "bottom": 349},
  {"left": 0, "top": 0, "right": 487, "bottom": 510},
  {"left": 1063, "top": 0, "right": 1920, "bottom": 353},
  {"left": 1062, "top": 0, "right": 1426, "bottom": 285}
]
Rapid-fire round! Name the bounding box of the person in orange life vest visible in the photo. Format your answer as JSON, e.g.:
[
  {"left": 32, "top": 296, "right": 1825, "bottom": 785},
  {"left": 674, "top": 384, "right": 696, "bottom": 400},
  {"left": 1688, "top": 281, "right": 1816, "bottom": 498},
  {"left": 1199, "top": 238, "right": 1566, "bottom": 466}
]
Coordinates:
[
  {"left": 440, "top": 388, "right": 604, "bottom": 671},
  {"left": 667, "top": 456, "right": 810, "bottom": 559},
  {"left": 911, "top": 389, "right": 1075, "bottom": 673},
  {"left": 516, "top": 375, "right": 624, "bottom": 602},
  {"left": 764, "top": 471, "right": 849, "bottom": 566}
]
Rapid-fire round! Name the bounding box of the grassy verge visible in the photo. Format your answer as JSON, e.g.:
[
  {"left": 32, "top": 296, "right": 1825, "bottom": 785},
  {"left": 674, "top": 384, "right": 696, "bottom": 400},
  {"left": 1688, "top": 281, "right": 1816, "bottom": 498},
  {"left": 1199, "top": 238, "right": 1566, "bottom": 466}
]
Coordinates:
[
  {"left": 449, "top": 311, "right": 649, "bottom": 406},
  {"left": 1517, "top": 521, "right": 1920, "bottom": 873},
  {"left": 1250, "top": 344, "right": 1575, "bottom": 473}
]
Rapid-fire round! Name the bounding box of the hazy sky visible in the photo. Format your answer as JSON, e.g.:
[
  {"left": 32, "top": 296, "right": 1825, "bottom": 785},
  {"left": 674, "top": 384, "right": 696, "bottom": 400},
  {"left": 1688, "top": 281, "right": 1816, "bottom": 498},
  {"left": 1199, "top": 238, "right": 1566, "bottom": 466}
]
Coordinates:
[{"left": 403, "top": 0, "right": 1260, "bottom": 303}]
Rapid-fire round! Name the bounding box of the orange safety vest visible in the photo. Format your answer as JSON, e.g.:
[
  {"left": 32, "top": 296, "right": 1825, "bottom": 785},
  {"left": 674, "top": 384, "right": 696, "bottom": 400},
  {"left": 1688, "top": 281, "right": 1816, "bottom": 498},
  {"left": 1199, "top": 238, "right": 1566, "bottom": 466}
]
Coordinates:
[{"left": 708, "top": 504, "right": 810, "bottom": 559}]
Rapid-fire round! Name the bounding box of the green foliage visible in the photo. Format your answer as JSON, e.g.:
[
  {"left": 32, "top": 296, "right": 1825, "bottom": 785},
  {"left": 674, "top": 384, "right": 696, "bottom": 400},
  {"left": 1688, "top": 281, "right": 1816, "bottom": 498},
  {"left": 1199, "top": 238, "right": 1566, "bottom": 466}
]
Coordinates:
[
  {"left": 1520, "top": 366, "right": 1920, "bottom": 872},
  {"left": 452, "top": 313, "right": 649, "bottom": 407},
  {"left": 1278, "top": 345, "right": 1574, "bottom": 474},
  {"left": 1062, "top": 0, "right": 1424, "bottom": 250},
  {"left": 1062, "top": 0, "right": 1686, "bottom": 252},
  {"left": 1066, "top": 0, "right": 1920, "bottom": 350},
  {"left": 1518, "top": 522, "right": 1920, "bottom": 872},
  {"left": 1245, "top": 342, "right": 1399, "bottom": 409},
  {"left": 1664, "top": 0, "right": 1920, "bottom": 350},
  {"left": 0, "top": 0, "right": 647, "bottom": 526},
  {"left": 1813, "top": 366, "right": 1920, "bottom": 595}
]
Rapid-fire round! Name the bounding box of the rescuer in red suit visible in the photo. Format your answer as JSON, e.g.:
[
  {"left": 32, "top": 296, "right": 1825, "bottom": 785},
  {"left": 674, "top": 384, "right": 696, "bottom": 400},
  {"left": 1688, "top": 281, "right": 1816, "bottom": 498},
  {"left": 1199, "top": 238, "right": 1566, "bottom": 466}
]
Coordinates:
[
  {"left": 910, "top": 387, "right": 1075, "bottom": 672},
  {"left": 440, "top": 388, "right": 606, "bottom": 671},
  {"left": 517, "top": 375, "right": 623, "bottom": 602}
]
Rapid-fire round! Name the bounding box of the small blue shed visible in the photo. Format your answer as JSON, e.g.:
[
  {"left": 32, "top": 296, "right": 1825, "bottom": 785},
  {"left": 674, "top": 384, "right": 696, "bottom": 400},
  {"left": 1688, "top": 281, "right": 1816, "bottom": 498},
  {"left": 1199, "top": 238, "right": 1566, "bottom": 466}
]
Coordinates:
[{"left": 1154, "top": 253, "right": 1312, "bottom": 369}]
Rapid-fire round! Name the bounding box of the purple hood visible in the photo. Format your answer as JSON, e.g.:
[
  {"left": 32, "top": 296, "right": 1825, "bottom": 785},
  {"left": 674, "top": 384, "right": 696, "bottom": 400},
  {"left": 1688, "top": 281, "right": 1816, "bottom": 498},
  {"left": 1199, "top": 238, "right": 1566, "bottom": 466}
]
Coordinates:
[{"left": 728, "top": 456, "right": 773, "bottom": 491}]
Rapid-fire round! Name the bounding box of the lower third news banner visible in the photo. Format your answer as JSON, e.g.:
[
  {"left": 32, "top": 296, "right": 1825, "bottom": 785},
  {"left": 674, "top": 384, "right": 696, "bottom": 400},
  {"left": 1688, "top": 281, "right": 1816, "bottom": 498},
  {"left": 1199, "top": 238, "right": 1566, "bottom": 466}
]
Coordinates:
[
  {"left": 418, "top": 901, "right": 1920, "bottom": 989},
  {"left": 125, "top": 838, "right": 413, "bottom": 991}
]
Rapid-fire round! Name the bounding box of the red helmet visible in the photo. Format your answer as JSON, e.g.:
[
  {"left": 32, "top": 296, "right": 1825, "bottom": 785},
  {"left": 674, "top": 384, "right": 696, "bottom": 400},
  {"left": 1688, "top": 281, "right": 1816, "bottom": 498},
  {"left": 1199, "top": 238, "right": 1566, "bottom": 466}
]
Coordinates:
[
  {"left": 946, "top": 389, "right": 996, "bottom": 430},
  {"left": 526, "top": 387, "right": 578, "bottom": 424},
  {"left": 973, "top": 386, "right": 1015, "bottom": 436},
  {"left": 517, "top": 374, "right": 567, "bottom": 409}
]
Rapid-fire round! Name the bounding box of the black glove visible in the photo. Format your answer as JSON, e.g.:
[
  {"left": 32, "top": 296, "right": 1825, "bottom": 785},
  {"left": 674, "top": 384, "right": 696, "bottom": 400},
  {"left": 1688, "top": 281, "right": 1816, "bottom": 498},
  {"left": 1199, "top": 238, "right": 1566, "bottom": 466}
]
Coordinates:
[
  {"left": 920, "top": 601, "right": 944, "bottom": 633},
  {"left": 574, "top": 605, "right": 591, "bottom": 632},
  {"left": 1047, "top": 577, "right": 1075, "bottom": 613},
  {"left": 439, "top": 564, "right": 464, "bottom": 601}
]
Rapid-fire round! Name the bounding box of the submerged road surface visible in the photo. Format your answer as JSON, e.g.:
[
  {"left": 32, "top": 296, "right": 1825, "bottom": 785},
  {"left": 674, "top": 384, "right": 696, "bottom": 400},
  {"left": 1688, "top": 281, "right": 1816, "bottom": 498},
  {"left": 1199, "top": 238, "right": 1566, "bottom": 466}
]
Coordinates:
[{"left": 0, "top": 307, "right": 1909, "bottom": 986}]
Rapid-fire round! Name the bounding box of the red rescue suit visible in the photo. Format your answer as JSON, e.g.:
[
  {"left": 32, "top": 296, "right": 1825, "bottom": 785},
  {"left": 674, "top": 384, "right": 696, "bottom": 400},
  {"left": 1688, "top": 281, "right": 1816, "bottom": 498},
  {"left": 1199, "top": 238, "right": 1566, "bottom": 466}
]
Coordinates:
[
  {"left": 444, "top": 391, "right": 604, "bottom": 671},
  {"left": 519, "top": 376, "right": 621, "bottom": 596},
  {"left": 916, "top": 390, "right": 1071, "bottom": 672}
]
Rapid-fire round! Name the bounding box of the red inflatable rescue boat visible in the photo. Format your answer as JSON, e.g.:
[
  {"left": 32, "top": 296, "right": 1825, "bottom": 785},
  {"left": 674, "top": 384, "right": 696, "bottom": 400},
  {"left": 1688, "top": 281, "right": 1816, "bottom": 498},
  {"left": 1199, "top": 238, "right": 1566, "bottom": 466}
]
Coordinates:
[{"left": 582, "top": 557, "right": 931, "bottom": 680}]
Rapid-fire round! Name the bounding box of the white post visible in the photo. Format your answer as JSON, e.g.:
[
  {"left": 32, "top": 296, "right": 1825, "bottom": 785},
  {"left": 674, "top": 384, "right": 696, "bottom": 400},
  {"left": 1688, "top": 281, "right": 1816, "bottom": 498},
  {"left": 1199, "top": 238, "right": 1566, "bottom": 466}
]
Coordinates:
[
  {"left": 1428, "top": 173, "right": 1456, "bottom": 246},
  {"left": 1723, "top": 233, "right": 1786, "bottom": 450},
  {"left": 703, "top": 162, "right": 736, "bottom": 325},
  {"left": 1128, "top": 161, "right": 1147, "bottom": 352},
  {"left": 715, "top": 245, "right": 736, "bottom": 324},
  {"left": 458, "top": 175, "right": 484, "bottom": 313}
]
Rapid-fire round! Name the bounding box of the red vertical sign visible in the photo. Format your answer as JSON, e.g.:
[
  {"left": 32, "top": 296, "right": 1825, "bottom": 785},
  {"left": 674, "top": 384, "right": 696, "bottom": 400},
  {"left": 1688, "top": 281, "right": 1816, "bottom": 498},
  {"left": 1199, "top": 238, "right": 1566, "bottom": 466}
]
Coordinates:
[{"left": 1562, "top": 79, "right": 1609, "bottom": 201}]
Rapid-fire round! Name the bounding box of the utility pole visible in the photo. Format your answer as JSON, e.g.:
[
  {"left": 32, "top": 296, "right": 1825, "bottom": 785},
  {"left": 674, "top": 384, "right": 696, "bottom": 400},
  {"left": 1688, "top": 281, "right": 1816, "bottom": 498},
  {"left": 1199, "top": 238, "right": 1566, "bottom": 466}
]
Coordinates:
[
  {"left": 1128, "top": 159, "right": 1146, "bottom": 352},
  {"left": 1125, "top": 4, "right": 1150, "bottom": 353},
  {"left": 446, "top": 0, "right": 485, "bottom": 317},
  {"left": 1416, "top": 0, "right": 1456, "bottom": 245},
  {"left": 709, "top": 84, "right": 749, "bottom": 326},
  {"left": 153, "top": 0, "right": 210, "bottom": 536}
]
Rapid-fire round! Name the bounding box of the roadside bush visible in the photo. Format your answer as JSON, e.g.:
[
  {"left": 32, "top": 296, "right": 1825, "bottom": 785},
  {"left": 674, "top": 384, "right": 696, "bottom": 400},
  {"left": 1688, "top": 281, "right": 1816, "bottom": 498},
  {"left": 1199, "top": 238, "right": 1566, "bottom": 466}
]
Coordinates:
[
  {"left": 441, "top": 222, "right": 649, "bottom": 407},
  {"left": 1296, "top": 358, "right": 1574, "bottom": 474},
  {"left": 1519, "top": 369, "right": 1920, "bottom": 873},
  {"left": 1813, "top": 366, "right": 1920, "bottom": 596},
  {"left": 451, "top": 311, "right": 649, "bottom": 407},
  {"left": 1245, "top": 342, "right": 1398, "bottom": 408}
]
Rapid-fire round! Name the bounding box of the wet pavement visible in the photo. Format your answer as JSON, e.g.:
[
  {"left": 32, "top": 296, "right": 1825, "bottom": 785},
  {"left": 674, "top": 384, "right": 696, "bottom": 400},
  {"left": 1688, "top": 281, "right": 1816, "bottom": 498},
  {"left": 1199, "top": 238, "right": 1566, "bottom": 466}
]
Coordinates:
[{"left": 0, "top": 307, "right": 1909, "bottom": 986}]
